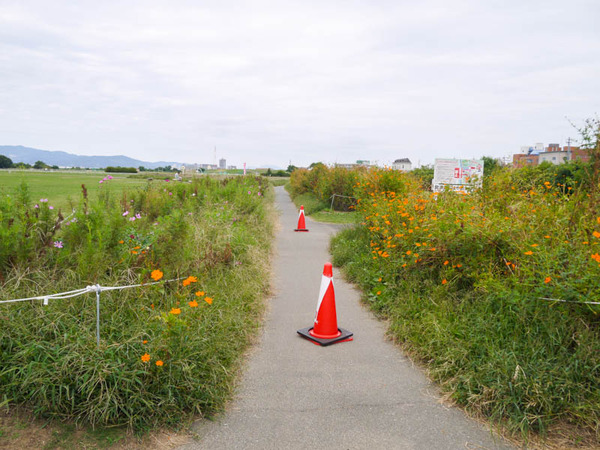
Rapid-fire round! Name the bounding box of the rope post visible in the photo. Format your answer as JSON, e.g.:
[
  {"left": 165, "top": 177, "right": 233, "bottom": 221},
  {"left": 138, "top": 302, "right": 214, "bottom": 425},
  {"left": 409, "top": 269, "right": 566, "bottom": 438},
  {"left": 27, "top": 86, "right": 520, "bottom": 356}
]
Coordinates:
[
  {"left": 330, "top": 194, "right": 335, "bottom": 212},
  {"left": 94, "top": 285, "right": 101, "bottom": 348}
]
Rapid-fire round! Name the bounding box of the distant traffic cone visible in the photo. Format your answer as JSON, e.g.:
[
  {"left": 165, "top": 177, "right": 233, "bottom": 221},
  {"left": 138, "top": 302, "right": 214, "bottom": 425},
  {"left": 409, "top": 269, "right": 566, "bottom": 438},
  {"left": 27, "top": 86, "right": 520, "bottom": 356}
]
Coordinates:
[
  {"left": 294, "top": 205, "right": 309, "bottom": 232},
  {"left": 297, "top": 263, "right": 353, "bottom": 346}
]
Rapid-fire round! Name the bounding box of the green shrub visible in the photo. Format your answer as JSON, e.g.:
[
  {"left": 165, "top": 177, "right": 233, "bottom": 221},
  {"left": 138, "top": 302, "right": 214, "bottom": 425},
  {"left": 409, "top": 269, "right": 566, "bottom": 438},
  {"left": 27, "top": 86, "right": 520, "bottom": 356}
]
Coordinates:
[
  {"left": 331, "top": 164, "right": 600, "bottom": 444},
  {"left": 105, "top": 166, "right": 138, "bottom": 173},
  {"left": 0, "top": 176, "right": 273, "bottom": 431}
]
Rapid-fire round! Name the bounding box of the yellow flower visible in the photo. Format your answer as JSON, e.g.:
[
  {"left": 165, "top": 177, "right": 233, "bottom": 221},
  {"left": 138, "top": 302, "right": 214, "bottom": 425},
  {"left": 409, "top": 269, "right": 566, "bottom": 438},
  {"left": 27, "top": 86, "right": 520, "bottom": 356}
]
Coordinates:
[
  {"left": 155, "top": 360, "right": 164, "bottom": 367},
  {"left": 170, "top": 307, "right": 181, "bottom": 315},
  {"left": 151, "top": 269, "right": 163, "bottom": 281},
  {"left": 204, "top": 297, "right": 213, "bottom": 305},
  {"left": 188, "top": 300, "right": 199, "bottom": 308},
  {"left": 141, "top": 353, "right": 150, "bottom": 362}
]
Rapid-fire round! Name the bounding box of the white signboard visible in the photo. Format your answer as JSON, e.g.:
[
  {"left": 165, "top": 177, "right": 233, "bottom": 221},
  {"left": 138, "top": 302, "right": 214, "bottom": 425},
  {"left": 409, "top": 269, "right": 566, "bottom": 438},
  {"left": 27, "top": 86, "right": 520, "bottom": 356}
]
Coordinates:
[{"left": 432, "top": 159, "right": 484, "bottom": 192}]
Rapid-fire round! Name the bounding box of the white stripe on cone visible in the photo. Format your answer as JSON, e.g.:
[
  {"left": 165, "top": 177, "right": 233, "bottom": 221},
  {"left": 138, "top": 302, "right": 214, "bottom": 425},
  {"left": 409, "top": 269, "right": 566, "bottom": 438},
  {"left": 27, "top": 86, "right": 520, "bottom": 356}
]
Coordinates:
[{"left": 314, "top": 274, "right": 333, "bottom": 325}]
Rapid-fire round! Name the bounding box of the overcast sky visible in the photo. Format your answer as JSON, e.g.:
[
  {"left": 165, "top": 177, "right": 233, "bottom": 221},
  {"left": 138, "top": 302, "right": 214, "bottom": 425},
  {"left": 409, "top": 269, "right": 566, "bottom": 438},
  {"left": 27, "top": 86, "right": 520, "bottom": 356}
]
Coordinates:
[{"left": 0, "top": 0, "right": 598, "bottom": 168}]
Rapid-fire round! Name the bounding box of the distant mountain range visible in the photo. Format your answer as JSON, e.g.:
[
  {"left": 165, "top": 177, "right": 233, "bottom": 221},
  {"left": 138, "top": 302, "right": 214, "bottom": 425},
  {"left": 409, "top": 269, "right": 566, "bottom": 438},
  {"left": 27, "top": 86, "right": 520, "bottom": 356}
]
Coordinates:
[{"left": 0, "top": 145, "right": 182, "bottom": 169}]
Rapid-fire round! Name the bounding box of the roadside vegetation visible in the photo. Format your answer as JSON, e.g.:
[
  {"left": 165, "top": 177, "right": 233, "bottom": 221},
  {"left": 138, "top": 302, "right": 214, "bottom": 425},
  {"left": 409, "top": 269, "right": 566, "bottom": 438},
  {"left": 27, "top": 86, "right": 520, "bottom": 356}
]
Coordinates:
[
  {"left": 0, "top": 174, "right": 274, "bottom": 434},
  {"left": 294, "top": 121, "right": 600, "bottom": 445}
]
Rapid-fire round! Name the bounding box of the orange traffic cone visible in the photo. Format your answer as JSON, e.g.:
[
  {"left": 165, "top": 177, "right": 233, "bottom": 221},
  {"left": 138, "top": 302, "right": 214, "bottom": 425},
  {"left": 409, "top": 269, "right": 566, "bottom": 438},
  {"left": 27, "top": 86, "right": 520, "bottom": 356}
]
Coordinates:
[
  {"left": 294, "top": 205, "right": 309, "bottom": 232},
  {"left": 297, "top": 263, "right": 353, "bottom": 346}
]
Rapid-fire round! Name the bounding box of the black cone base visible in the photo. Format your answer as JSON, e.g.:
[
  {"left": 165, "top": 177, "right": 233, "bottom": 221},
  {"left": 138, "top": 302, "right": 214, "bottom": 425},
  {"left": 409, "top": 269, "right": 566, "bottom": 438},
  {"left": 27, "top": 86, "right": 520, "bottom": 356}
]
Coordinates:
[
  {"left": 294, "top": 228, "right": 309, "bottom": 232},
  {"left": 297, "top": 327, "right": 353, "bottom": 346}
]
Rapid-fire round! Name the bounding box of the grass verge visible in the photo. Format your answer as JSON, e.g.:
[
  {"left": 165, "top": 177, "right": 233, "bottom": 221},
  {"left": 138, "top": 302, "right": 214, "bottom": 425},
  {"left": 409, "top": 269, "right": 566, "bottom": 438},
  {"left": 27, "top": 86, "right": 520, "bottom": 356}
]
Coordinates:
[
  {"left": 0, "top": 176, "right": 274, "bottom": 432},
  {"left": 285, "top": 185, "right": 357, "bottom": 223},
  {"left": 331, "top": 224, "right": 600, "bottom": 447}
]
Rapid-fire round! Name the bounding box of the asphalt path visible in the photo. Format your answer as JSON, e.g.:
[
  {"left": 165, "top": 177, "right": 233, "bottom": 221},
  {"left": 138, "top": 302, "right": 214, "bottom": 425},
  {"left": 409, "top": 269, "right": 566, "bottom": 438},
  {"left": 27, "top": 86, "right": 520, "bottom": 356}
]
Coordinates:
[{"left": 180, "top": 186, "right": 512, "bottom": 449}]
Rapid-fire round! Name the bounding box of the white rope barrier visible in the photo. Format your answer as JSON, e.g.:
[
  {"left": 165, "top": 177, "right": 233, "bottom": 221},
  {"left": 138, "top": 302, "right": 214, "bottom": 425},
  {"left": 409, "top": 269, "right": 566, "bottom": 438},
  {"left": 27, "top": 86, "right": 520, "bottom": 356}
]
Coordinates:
[
  {"left": 538, "top": 297, "right": 600, "bottom": 306},
  {"left": 0, "top": 277, "right": 186, "bottom": 347}
]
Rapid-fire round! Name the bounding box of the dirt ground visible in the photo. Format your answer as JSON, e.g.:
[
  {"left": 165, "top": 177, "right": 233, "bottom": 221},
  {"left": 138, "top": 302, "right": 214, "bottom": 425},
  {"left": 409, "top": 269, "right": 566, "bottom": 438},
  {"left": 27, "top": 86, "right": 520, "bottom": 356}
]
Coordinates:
[{"left": 0, "top": 410, "right": 193, "bottom": 450}]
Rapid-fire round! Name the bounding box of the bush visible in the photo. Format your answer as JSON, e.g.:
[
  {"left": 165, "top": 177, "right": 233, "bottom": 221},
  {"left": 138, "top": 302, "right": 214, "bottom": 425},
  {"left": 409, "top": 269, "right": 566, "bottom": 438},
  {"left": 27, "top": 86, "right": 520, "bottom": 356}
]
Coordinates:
[
  {"left": 0, "top": 176, "right": 273, "bottom": 430},
  {"left": 330, "top": 164, "right": 600, "bottom": 443},
  {"left": 105, "top": 166, "right": 138, "bottom": 173}
]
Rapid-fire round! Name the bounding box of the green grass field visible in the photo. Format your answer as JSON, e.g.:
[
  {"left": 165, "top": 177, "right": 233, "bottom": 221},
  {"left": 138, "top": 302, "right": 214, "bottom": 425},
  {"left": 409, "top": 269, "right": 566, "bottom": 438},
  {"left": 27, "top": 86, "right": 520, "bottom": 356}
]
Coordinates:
[{"left": 0, "top": 170, "right": 150, "bottom": 210}]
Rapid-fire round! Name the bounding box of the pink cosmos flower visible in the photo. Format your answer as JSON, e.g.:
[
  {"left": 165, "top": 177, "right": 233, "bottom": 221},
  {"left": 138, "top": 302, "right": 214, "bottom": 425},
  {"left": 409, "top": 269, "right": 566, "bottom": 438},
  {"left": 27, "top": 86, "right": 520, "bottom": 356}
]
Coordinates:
[
  {"left": 53, "top": 241, "right": 63, "bottom": 248},
  {"left": 122, "top": 211, "right": 129, "bottom": 216}
]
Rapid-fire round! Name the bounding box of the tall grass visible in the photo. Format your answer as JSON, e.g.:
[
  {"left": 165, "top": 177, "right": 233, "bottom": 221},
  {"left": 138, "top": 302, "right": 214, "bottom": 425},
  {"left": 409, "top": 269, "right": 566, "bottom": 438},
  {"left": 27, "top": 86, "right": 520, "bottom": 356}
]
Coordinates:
[
  {"left": 328, "top": 164, "right": 599, "bottom": 444},
  {"left": 0, "top": 176, "right": 273, "bottom": 431}
]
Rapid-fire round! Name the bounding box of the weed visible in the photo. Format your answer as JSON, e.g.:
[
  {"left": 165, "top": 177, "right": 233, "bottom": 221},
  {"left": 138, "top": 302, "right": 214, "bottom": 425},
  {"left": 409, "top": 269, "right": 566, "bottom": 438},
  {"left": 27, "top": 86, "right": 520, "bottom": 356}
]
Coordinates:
[{"left": 0, "top": 176, "right": 274, "bottom": 431}]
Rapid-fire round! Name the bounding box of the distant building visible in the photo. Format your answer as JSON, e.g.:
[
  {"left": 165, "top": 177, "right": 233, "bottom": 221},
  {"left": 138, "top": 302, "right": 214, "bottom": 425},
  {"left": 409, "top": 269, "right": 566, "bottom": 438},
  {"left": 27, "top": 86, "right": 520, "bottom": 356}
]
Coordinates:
[
  {"left": 513, "top": 143, "right": 587, "bottom": 167},
  {"left": 335, "top": 163, "right": 358, "bottom": 169},
  {"left": 539, "top": 150, "right": 569, "bottom": 165},
  {"left": 513, "top": 153, "right": 539, "bottom": 167},
  {"left": 227, "top": 165, "right": 237, "bottom": 170},
  {"left": 392, "top": 158, "right": 412, "bottom": 171},
  {"left": 198, "top": 163, "right": 218, "bottom": 170},
  {"left": 181, "top": 164, "right": 198, "bottom": 173},
  {"left": 219, "top": 158, "right": 226, "bottom": 169}
]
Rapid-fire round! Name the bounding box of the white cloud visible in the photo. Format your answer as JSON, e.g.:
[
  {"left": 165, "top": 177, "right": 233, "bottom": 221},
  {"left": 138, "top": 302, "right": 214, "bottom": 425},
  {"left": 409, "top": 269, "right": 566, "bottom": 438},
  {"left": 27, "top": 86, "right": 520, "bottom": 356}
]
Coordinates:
[{"left": 0, "top": 0, "right": 598, "bottom": 168}]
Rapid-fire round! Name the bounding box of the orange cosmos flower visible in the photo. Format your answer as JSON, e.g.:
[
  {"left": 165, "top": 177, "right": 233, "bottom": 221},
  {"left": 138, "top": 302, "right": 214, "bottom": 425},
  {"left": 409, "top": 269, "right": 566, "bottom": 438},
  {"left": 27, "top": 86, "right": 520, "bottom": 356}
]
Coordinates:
[
  {"left": 443, "top": 260, "right": 449, "bottom": 266},
  {"left": 170, "top": 308, "right": 181, "bottom": 315},
  {"left": 442, "top": 279, "right": 447, "bottom": 285},
  {"left": 155, "top": 360, "right": 164, "bottom": 367},
  {"left": 593, "top": 231, "right": 600, "bottom": 239},
  {"left": 591, "top": 253, "right": 600, "bottom": 263},
  {"left": 524, "top": 251, "right": 533, "bottom": 255},
  {"left": 151, "top": 269, "right": 163, "bottom": 281},
  {"left": 188, "top": 300, "right": 199, "bottom": 308},
  {"left": 544, "top": 277, "right": 551, "bottom": 284},
  {"left": 204, "top": 297, "right": 213, "bottom": 305},
  {"left": 141, "top": 353, "right": 150, "bottom": 362},
  {"left": 119, "top": 240, "right": 124, "bottom": 244},
  {"left": 182, "top": 276, "right": 198, "bottom": 287},
  {"left": 143, "top": 340, "right": 148, "bottom": 344}
]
